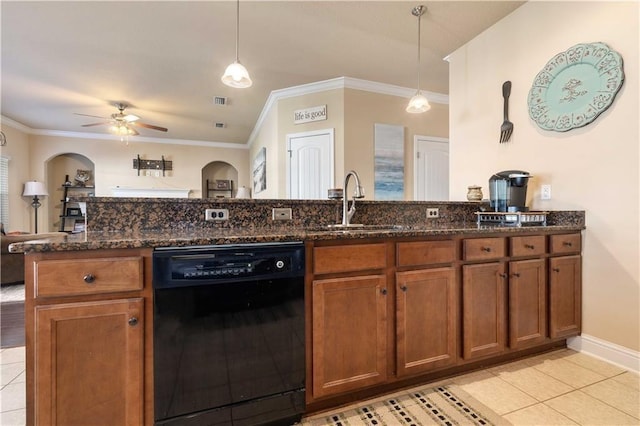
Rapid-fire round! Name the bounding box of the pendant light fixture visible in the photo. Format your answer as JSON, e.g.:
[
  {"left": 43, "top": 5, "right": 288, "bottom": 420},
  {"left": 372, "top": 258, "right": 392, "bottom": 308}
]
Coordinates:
[
  {"left": 221, "top": 0, "right": 252, "bottom": 88},
  {"left": 406, "top": 5, "right": 431, "bottom": 113}
]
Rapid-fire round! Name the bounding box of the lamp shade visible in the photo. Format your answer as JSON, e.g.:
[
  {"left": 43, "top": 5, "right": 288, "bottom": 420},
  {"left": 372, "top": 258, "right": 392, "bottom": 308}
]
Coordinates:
[
  {"left": 23, "top": 181, "right": 48, "bottom": 197},
  {"left": 406, "top": 92, "right": 431, "bottom": 113},
  {"left": 221, "top": 61, "right": 252, "bottom": 88}
]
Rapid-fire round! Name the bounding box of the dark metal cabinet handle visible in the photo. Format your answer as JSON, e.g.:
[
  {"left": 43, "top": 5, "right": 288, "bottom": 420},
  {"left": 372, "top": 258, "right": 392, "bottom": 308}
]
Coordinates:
[
  {"left": 381, "top": 288, "right": 388, "bottom": 295},
  {"left": 83, "top": 274, "right": 96, "bottom": 284},
  {"left": 552, "top": 268, "right": 561, "bottom": 272},
  {"left": 563, "top": 241, "right": 573, "bottom": 247},
  {"left": 400, "top": 285, "right": 408, "bottom": 292},
  {"left": 499, "top": 273, "right": 508, "bottom": 278},
  {"left": 511, "top": 273, "right": 521, "bottom": 278},
  {"left": 481, "top": 247, "right": 492, "bottom": 252},
  {"left": 128, "top": 317, "right": 139, "bottom": 326},
  {"left": 524, "top": 244, "right": 535, "bottom": 249}
]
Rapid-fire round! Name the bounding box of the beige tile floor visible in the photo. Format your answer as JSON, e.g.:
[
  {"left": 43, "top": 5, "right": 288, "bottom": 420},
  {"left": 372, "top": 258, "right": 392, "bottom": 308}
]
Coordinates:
[{"left": 1, "top": 346, "right": 638, "bottom": 425}]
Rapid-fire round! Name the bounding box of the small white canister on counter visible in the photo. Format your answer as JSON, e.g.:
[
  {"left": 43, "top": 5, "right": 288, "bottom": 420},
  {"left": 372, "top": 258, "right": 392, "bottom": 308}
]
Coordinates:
[{"left": 467, "top": 185, "right": 483, "bottom": 201}]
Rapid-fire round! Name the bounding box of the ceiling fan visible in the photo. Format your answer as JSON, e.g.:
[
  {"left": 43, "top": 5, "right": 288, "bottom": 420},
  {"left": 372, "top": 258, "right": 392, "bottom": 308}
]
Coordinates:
[{"left": 75, "top": 103, "right": 168, "bottom": 136}]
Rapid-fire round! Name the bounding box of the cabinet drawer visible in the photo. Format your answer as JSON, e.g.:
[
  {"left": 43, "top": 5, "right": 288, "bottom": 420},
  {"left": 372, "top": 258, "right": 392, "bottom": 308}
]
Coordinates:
[
  {"left": 313, "top": 243, "right": 386, "bottom": 274},
  {"left": 550, "top": 233, "right": 581, "bottom": 254},
  {"left": 463, "top": 237, "right": 506, "bottom": 261},
  {"left": 510, "top": 235, "right": 546, "bottom": 257},
  {"left": 34, "top": 256, "right": 144, "bottom": 297},
  {"left": 397, "top": 240, "right": 456, "bottom": 267}
]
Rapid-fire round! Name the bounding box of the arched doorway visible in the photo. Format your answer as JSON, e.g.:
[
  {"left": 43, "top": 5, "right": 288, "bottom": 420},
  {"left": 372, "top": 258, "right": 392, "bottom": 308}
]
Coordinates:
[
  {"left": 46, "top": 153, "right": 94, "bottom": 232},
  {"left": 202, "top": 161, "right": 239, "bottom": 199}
]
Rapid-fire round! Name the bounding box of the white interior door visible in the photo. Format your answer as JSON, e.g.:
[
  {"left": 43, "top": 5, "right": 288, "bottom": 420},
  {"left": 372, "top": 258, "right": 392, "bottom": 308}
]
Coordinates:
[
  {"left": 414, "top": 135, "right": 449, "bottom": 201},
  {"left": 287, "top": 129, "right": 334, "bottom": 199}
]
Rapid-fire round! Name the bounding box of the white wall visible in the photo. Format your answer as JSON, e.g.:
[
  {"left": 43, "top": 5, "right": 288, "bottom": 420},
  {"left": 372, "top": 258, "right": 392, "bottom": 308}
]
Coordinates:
[
  {"left": 1, "top": 126, "right": 250, "bottom": 232},
  {"left": 449, "top": 1, "right": 639, "bottom": 352},
  {"left": 0, "top": 124, "right": 33, "bottom": 232}
]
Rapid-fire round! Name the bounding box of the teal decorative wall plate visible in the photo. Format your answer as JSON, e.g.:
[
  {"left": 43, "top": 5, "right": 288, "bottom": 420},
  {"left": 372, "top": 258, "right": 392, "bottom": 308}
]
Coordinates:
[{"left": 528, "top": 42, "right": 624, "bottom": 132}]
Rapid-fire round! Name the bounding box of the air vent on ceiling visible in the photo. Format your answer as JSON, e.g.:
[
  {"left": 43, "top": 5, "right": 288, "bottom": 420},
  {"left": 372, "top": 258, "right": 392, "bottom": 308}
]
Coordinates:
[
  {"left": 213, "top": 96, "right": 228, "bottom": 106},
  {"left": 215, "top": 122, "right": 226, "bottom": 129}
]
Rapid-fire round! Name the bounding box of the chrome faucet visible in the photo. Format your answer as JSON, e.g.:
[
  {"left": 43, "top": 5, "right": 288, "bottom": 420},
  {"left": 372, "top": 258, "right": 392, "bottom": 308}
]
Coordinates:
[{"left": 341, "top": 170, "right": 365, "bottom": 227}]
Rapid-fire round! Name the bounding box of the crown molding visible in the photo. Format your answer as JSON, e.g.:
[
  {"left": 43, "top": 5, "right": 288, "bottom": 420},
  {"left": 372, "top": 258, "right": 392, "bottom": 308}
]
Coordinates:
[
  {"left": 0, "top": 115, "right": 247, "bottom": 149},
  {"left": 248, "top": 76, "right": 449, "bottom": 147}
]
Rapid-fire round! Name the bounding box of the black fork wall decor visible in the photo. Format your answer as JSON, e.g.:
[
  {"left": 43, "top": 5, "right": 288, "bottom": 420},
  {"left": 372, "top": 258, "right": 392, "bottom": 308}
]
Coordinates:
[{"left": 500, "top": 81, "right": 513, "bottom": 143}]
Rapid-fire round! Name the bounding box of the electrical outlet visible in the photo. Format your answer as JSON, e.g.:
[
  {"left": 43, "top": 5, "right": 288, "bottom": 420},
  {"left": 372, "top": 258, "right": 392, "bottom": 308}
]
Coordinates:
[
  {"left": 205, "top": 208, "right": 229, "bottom": 221},
  {"left": 272, "top": 208, "right": 292, "bottom": 220},
  {"left": 426, "top": 208, "right": 439, "bottom": 218},
  {"left": 541, "top": 184, "right": 552, "bottom": 200}
]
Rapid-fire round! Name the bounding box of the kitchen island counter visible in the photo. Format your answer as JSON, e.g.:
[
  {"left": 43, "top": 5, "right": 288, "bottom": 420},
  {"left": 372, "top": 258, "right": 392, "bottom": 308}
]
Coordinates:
[{"left": 9, "top": 223, "right": 584, "bottom": 253}]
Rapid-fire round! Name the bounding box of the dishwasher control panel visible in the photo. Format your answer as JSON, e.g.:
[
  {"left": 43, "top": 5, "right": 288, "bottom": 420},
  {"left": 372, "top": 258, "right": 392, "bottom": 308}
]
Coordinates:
[{"left": 153, "top": 242, "right": 304, "bottom": 287}]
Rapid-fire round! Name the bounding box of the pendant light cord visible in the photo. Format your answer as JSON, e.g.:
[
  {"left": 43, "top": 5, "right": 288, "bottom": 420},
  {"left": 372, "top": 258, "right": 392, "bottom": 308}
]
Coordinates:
[
  {"left": 416, "top": 7, "right": 422, "bottom": 91},
  {"left": 235, "top": 0, "right": 240, "bottom": 62}
]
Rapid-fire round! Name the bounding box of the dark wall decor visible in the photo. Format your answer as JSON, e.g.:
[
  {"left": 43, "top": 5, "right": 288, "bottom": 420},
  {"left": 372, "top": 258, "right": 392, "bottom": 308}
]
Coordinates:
[{"left": 133, "top": 155, "right": 172, "bottom": 176}]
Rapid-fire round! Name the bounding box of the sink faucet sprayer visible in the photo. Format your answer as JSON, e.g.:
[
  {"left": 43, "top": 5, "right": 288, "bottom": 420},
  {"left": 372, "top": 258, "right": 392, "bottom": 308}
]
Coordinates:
[{"left": 341, "top": 170, "right": 365, "bottom": 227}]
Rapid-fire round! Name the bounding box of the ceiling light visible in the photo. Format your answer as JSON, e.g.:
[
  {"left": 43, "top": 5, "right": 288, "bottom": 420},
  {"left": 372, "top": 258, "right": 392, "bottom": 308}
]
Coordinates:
[
  {"left": 406, "top": 5, "right": 431, "bottom": 113},
  {"left": 221, "top": 0, "right": 252, "bottom": 88}
]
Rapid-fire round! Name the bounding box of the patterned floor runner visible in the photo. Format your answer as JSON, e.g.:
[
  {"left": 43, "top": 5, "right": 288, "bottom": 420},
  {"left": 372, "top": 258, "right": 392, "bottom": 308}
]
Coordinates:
[{"left": 302, "top": 384, "right": 511, "bottom": 426}]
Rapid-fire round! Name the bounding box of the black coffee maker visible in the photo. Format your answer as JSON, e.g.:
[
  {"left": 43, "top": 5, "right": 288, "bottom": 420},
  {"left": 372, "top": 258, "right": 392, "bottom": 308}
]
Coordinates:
[{"left": 489, "top": 170, "right": 531, "bottom": 212}]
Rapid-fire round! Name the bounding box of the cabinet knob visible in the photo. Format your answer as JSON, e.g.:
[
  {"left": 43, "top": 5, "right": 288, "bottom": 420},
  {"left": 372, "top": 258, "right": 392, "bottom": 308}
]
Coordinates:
[
  {"left": 481, "top": 247, "right": 492, "bottom": 252},
  {"left": 499, "top": 273, "right": 507, "bottom": 278},
  {"left": 400, "top": 285, "right": 408, "bottom": 292},
  {"left": 83, "top": 274, "right": 96, "bottom": 284},
  {"left": 563, "top": 241, "right": 573, "bottom": 247},
  {"left": 524, "top": 244, "right": 535, "bottom": 249},
  {"left": 552, "top": 268, "right": 560, "bottom": 272},
  {"left": 128, "top": 317, "right": 139, "bottom": 326},
  {"left": 380, "top": 288, "right": 388, "bottom": 296},
  {"left": 511, "top": 273, "right": 521, "bottom": 278}
]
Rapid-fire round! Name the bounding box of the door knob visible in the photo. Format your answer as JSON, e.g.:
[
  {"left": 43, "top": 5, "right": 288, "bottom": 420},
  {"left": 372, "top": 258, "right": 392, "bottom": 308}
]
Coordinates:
[
  {"left": 83, "top": 274, "right": 96, "bottom": 284},
  {"left": 400, "top": 285, "right": 408, "bottom": 292},
  {"left": 128, "top": 317, "right": 139, "bottom": 326}
]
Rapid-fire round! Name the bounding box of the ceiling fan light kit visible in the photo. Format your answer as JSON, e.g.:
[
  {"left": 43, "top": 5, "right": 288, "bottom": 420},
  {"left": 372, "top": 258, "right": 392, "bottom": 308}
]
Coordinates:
[
  {"left": 76, "top": 103, "right": 167, "bottom": 141},
  {"left": 222, "top": 0, "right": 252, "bottom": 89},
  {"left": 406, "top": 5, "right": 431, "bottom": 113}
]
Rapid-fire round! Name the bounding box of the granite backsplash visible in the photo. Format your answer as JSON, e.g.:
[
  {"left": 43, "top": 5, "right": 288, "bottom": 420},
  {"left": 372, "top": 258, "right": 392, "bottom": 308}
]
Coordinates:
[{"left": 78, "top": 197, "right": 585, "bottom": 233}]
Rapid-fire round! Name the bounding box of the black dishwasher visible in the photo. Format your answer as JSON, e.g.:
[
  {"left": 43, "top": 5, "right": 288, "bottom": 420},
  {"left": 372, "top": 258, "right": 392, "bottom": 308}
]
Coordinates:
[{"left": 152, "top": 242, "right": 305, "bottom": 426}]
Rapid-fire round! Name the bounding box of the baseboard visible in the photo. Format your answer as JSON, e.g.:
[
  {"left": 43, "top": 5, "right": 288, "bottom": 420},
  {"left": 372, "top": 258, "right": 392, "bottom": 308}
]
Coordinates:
[{"left": 567, "top": 334, "right": 640, "bottom": 373}]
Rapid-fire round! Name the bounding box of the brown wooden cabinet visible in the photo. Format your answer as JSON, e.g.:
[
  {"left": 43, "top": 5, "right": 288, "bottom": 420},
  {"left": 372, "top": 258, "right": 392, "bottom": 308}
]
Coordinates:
[
  {"left": 509, "top": 258, "right": 547, "bottom": 349},
  {"left": 396, "top": 267, "right": 457, "bottom": 376},
  {"left": 311, "top": 274, "right": 389, "bottom": 398},
  {"left": 34, "top": 299, "right": 144, "bottom": 425},
  {"left": 25, "top": 248, "right": 153, "bottom": 426},
  {"left": 549, "top": 233, "right": 582, "bottom": 339},
  {"left": 462, "top": 262, "right": 507, "bottom": 359}
]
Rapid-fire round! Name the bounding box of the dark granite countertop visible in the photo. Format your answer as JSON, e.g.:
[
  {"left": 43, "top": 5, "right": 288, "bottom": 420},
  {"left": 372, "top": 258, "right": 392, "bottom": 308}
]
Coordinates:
[{"left": 8, "top": 224, "right": 585, "bottom": 253}]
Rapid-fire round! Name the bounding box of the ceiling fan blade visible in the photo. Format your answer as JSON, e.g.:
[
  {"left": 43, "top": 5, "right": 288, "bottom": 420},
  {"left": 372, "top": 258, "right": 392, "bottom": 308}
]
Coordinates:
[
  {"left": 74, "top": 113, "right": 109, "bottom": 119},
  {"left": 81, "top": 121, "right": 111, "bottom": 127},
  {"left": 132, "top": 122, "right": 168, "bottom": 132}
]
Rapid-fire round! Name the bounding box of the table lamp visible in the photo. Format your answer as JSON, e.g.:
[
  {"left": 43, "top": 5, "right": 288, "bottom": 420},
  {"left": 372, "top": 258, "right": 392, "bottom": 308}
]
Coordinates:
[{"left": 23, "top": 181, "right": 48, "bottom": 233}]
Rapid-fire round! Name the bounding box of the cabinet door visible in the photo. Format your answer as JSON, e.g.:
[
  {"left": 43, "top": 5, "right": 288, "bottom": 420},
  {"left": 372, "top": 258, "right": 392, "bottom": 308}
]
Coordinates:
[
  {"left": 312, "top": 275, "right": 388, "bottom": 398},
  {"left": 549, "top": 255, "right": 582, "bottom": 338},
  {"left": 35, "top": 298, "right": 144, "bottom": 426},
  {"left": 396, "top": 267, "right": 457, "bottom": 377},
  {"left": 462, "top": 263, "right": 507, "bottom": 359},
  {"left": 509, "top": 259, "right": 547, "bottom": 349}
]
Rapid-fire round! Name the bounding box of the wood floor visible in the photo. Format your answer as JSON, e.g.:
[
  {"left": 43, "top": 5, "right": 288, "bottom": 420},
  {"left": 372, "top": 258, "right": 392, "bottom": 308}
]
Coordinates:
[{"left": 1, "top": 301, "right": 25, "bottom": 348}]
